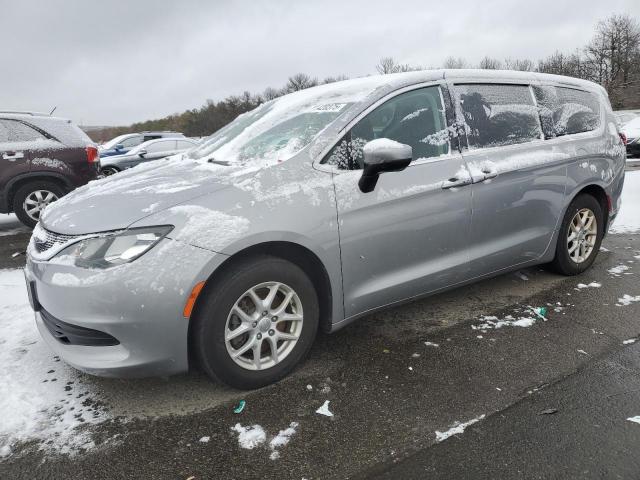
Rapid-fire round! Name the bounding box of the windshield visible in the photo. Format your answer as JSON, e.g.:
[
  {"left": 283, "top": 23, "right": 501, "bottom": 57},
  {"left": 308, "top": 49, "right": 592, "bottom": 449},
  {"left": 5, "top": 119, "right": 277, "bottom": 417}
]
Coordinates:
[
  {"left": 102, "top": 134, "right": 133, "bottom": 150},
  {"left": 188, "top": 78, "right": 385, "bottom": 165}
]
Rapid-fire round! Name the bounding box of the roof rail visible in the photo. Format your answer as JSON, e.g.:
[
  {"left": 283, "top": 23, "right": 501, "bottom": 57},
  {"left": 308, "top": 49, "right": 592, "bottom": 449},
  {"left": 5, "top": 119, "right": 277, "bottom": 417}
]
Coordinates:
[
  {"left": 0, "top": 110, "right": 50, "bottom": 116},
  {"left": 140, "top": 130, "right": 182, "bottom": 133}
]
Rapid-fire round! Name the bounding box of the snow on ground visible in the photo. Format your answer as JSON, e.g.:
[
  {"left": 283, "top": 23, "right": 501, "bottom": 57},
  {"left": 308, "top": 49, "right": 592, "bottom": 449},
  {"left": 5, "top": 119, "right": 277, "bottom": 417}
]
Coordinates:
[
  {"left": 577, "top": 282, "right": 602, "bottom": 289},
  {"left": 628, "top": 416, "right": 640, "bottom": 425},
  {"left": 269, "top": 422, "right": 299, "bottom": 460},
  {"left": 608, "top": 264, "right": 630, "bottom": 276},
  {"left": 617, "top": 294, "right": 640, "bottom": 306},
  {"left": 0, "top": 214, "right": 29, "bottom": 237},
  {"left": 610, "top": 170, "right": 640, "bottom": 234},
  {"left": 231, "top": 423, "right": 267, "bottom": 449},
  {"left": 315, "top": 400, "right": 334, "bottom": 417},
  {"left": 228, "top": 422, "right": 299, "bottom": 460},
  {"left": 435, "top": 415, "right": 486, "bottom": 442},
  {"left": 472, "top": 314, "right": 537, "bottom": 331},
  {"left": 0, "top": 269, "right": 109, "bottom": 458}
]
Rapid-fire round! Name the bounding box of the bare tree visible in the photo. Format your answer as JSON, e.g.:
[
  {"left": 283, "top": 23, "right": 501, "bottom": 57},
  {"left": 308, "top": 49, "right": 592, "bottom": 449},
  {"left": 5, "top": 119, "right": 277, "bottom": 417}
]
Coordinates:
[
  {"left": 503, "top": 58, "right": 534, "bottom": 71},
  {"left": 537, "top": 50, "right": 585, "bottom": 77},
  {"left": 478, "top": 56, "right": 502, "bottom": 70},
  {"left": 262, "top": 86, "right": 282, "bottom": 101},
  {"left": 284, "top": 73, "right": 318, "bottom": 93},
  {"left": 375, "top": 57, "right": 417, "bottom": 74},
  {"left": 584, "top": 14, "right": 640, "bottom": 104},
  {"left": 442, "top": 56, "right": 469, "bottom": 69},
  {"left": 322, "top": 74, "right": 349, "bottom": 84}
]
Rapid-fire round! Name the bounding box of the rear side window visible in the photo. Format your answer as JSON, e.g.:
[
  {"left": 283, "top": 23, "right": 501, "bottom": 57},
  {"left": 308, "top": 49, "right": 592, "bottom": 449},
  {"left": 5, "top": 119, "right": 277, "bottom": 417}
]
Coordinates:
[
  {"left": 456, "top": 84, "right": 542, "bottom": 149},
  {"left": 120, "top": 136, "right": 143, "bottom": 148},
  {"left": 146, "top": 140, "right": 175, "bottom": 153},
  {"left": 0, "top": 119, "right": 47, "bottom": 143},
  {"left": 323, "top": 85, "right": 450, "bottom": 170},
  {"left": 533, "top": 86, "right": 600, "bottom": 137}
]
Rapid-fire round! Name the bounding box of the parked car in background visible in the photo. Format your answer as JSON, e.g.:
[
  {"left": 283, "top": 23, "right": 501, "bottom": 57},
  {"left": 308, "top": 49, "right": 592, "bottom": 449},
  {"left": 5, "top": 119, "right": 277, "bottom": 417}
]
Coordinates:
[
  {"left": 0, "top": 111, "right": 99, "bottom": 227},
  {"left": 613, "top": 110, "right": 640, "bottom": 129},
  {"left": 621, "top": 116, "right": 640, "bottom": 159},
  {"left": 99, "top": 131, "right": 185, "bottom": 158},
  {"left": 26, "top": 70, "right": 625, "bottom": 389},
  {"left": 100, "top": 137, "right": 198, "bottom": 175}
]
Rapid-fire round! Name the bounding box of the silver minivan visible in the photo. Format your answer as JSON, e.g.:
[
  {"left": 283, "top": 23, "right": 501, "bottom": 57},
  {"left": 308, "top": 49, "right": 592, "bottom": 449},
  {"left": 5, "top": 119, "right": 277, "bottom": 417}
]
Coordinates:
[{"left": 25, "top": 70, "right": 626, "bottom": 389}]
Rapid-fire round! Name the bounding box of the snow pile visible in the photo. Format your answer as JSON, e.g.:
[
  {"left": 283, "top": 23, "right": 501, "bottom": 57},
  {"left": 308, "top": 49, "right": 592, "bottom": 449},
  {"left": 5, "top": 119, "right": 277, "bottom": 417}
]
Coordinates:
[
  {"left": 316, "top": 400, "right": 334, "bottom": 417},
  {"left": 617, "top": 294, "right": 640, "bottom": 306},
  {"left": 577, "top": 282, "right": 601, "bottom": 289},
  {"left": 435, "top": 414, "right": 485, "bottom": 442},
  {"left": 627, "top": 416, "right": 640, "bottom": 425},
  {"left": 231, "top": 423, "right": 267, "bottom": 450},
  {"left": 269, "top": 422, "right": 299, "bottom": 460},
  {"left": 0, "top": 269, "right": 109, "bottom": 457},
  {"left": 608, "top": 265, "right": 630, "bottom": 276},
  {"left": 231, "top": 422, "right": 299, "bottom": 460},
  {"left": 472, "top": 314, "right": 537, "bottom": 331},
  {"left": 610, "top": 170, "right": 640, "bottom": 234}
]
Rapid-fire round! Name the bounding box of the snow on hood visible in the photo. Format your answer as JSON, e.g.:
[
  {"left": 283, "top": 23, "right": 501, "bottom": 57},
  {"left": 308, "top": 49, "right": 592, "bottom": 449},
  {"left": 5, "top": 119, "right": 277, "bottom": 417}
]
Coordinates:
[{"left": 40, "top": 157, "right": 234, "bottom": 235}]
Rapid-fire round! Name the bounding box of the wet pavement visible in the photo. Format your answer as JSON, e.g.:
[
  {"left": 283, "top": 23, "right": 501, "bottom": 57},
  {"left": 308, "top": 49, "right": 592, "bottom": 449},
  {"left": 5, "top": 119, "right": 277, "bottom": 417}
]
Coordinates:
[{"left": 0, "top": 219, "right": 639, "bottom": 479}]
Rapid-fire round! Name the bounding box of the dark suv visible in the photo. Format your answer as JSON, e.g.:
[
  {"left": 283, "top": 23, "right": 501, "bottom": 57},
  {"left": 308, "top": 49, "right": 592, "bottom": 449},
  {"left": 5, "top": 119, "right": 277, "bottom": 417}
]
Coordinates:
[{"left": 0, "top": 112, "right": 100, "bottom": 227}]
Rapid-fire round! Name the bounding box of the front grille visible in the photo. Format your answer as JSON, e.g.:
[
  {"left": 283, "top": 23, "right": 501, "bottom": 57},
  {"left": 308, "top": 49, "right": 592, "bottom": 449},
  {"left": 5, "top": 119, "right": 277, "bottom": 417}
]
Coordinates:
[
  {"left": 33, "top": 224, "right": 79, "bottom": 254},
  {"left": 40, "top": 309, "right": 120, "bottom": 346}
]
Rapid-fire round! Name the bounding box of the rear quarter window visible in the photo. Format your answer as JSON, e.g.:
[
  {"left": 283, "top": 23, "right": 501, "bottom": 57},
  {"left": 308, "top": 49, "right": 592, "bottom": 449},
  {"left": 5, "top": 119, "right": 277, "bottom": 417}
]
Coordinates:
[
  {"left": 533, "top": 86, "right": 600, "bottom": 138},
  {"left": 455, "top": 84, "right": 542, "bottom": 149}
]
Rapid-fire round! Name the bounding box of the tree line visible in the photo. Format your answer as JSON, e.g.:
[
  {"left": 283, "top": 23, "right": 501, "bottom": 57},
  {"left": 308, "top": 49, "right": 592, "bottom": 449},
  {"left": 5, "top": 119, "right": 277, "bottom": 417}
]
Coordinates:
[{"left": 86, "top": 13, "right": 640, "bottom": 143}]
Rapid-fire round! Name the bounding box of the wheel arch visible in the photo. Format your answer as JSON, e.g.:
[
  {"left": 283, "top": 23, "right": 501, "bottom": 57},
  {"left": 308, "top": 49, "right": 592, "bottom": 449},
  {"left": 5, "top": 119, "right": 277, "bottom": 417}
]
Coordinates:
[
  {"left": 571, "top": 183, "right": 610, "bottom": 230},
  {"left": 5, "top": 172, "right": 71, "bottom": 211},
  {"left": 187, "top": 240, "right": 335, "bottom": 368}
]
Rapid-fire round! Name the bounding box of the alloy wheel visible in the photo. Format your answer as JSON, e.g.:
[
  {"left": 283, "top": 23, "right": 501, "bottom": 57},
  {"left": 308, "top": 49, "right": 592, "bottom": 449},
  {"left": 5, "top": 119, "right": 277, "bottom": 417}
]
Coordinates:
[
  {"left": 225, "top": 281, "right": 304, "bottom": 371},
  {"left": 567, "top": 208, "right": 597, "bottom": 264},
  {"left": 23, "top": 190, "right": 58, "bottom": 221}
]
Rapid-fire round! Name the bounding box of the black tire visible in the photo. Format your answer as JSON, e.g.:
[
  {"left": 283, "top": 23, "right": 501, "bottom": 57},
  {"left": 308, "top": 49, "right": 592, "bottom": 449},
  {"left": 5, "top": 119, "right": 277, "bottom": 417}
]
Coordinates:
[
  {"left": 191, "top": 255, "right": 319, "bottom": 390},
  {"left": 549, "top": 193, "right": 604, "bottom": 276},
  {"left": 13, "top": 181, "right": 65, "bottom": 228},
  {"left": 101, "top": 166, "right": 120, "bottom": 176}
]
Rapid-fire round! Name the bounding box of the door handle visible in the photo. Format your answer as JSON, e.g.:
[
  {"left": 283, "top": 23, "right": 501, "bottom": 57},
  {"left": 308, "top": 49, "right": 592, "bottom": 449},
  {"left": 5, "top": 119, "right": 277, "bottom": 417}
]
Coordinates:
[
  {"left": 481, "top": 167, "right": 498, "bottom": 180},
  {"left": 2, "top": 151, "right": 25, "bottom": 161},
  {"left": 441, "top": 177, "right": 472, "bottom": 189}
]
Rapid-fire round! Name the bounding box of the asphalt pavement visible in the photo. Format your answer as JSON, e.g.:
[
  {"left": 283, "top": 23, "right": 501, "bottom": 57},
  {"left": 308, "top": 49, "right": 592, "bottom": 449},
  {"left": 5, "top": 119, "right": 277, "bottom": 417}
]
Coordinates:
[{"left": 0, "top": 222, "right": 639, "bottom": 479}]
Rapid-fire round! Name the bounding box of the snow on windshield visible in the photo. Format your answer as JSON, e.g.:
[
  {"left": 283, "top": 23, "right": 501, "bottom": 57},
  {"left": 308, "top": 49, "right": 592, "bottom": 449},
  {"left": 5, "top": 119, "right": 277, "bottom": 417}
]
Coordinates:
[{"left": 188, "top": 78, "right": 385, "bottom": 166}]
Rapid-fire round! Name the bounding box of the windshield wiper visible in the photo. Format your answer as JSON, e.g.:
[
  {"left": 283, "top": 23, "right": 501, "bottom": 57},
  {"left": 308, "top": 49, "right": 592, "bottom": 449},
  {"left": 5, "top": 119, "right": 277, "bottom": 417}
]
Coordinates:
[{"left": 207, "top": 158, "right": 231, "bottom": 166}]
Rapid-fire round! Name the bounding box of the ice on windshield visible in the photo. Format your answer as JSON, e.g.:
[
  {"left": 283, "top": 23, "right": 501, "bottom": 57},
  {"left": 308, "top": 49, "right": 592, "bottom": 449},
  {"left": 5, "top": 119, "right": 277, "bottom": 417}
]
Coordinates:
[{"left": 188, "top": 78, "right": 385, "bottom": 165}]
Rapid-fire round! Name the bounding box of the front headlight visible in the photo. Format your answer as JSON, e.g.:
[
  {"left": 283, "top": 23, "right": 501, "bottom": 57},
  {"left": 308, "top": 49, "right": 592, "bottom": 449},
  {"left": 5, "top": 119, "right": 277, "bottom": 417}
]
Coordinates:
[{"left": 52, "top": 226, "right": 173, "bottom": 269}]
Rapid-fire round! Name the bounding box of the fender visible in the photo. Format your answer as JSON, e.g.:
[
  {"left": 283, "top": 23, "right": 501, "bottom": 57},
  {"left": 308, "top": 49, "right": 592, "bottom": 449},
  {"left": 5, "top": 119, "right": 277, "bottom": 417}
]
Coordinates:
[{"left": 1, "top": 171, "right": 74, "bottom": 212}]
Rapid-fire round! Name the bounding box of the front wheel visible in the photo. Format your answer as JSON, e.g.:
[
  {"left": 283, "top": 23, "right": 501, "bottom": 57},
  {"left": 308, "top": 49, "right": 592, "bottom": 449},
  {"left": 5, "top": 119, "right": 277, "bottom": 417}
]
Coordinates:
[
  {"left": 191, "top": 256, "right": 319, "bottom": 389},
  {"left": 550, "top": 194, "right": 604, "bottom": 276}
]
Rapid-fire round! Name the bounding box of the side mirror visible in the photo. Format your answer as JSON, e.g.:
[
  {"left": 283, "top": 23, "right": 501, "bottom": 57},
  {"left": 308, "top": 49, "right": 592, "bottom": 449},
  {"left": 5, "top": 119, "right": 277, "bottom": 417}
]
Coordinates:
[
  {"left": 138, "top": 149, "right": 147, "bottom": 158},
  {"left": 115, "top": 144, "right": 124, "bottom": 150},
  {"left": 358, "top": 139, "right": 412, "bottom": 193}
]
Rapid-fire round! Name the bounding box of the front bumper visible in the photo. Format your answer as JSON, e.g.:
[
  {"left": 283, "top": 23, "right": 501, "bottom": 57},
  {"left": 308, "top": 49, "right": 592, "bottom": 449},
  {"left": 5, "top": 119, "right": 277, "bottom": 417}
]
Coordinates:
[{"left": 25, "top": 238, "right": 218, "bottom": 377}]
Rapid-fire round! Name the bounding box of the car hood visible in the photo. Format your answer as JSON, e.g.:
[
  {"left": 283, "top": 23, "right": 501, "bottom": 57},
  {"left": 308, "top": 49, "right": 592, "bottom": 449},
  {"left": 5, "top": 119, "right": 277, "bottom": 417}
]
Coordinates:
[
  {"left": 40, "top": 157, "right": 236, "bottom": 235},
  {"left": 623, "top": 125, "right": 640, "bottom": 138}
]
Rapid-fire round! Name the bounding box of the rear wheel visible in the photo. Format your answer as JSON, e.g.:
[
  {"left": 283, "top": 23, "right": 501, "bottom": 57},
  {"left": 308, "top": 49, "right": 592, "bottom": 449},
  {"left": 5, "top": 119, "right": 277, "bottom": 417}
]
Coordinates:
[
  {"left": 13, "top": 181, "right": 65, "bottom": 228},
  {"left": 550, "top": 194, "right": 603, "bottom": 276},
  {"left": 192, "top": 256, "right": 319, "bottom": 389}
]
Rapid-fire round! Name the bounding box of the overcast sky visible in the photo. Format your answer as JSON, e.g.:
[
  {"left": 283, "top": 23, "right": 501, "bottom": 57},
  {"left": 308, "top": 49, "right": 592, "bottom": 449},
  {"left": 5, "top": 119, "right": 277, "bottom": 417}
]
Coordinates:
[{"left": 1, "top": 0, "right": 636, "bottom": 126}]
